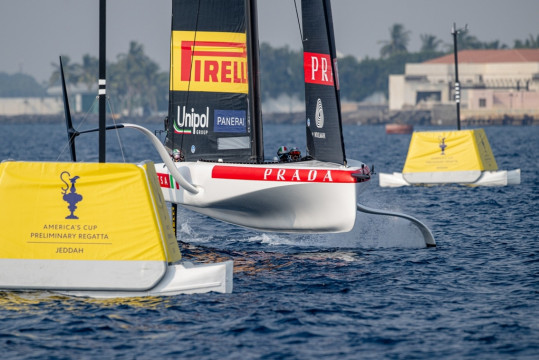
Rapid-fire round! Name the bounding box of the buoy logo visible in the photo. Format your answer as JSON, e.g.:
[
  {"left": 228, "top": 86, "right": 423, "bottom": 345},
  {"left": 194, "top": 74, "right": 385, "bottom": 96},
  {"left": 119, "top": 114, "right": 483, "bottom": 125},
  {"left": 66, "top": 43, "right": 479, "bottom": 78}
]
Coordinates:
[
  {"left": 60, "top": 171, "right": 83, "bottom": 219},
  {"left": 439, "top": 137, "right": 447, "bottom": 155}
]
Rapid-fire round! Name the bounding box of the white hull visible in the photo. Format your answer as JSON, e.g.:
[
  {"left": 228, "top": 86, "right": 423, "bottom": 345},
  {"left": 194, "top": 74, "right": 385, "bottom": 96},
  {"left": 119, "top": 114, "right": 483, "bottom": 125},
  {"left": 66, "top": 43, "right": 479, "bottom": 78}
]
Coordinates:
[
  {"left": 379, "top": 169, "right": 521, "bottom": 187},
  {"left": 155, "top": 159, "right": 370, "bottom": 233}
]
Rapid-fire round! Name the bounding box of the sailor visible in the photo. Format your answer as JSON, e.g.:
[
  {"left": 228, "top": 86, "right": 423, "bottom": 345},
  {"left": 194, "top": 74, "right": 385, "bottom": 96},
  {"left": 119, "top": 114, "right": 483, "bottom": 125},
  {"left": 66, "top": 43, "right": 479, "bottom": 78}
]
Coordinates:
[
  {"left": 277, "top": 146, "right": 289, "bottom": 162},
  {"left": 289, "top": 147, "right": 301, "bottom": 161},
  {"left": 172, "top": 149, "right": 184, "bottom": 162}
]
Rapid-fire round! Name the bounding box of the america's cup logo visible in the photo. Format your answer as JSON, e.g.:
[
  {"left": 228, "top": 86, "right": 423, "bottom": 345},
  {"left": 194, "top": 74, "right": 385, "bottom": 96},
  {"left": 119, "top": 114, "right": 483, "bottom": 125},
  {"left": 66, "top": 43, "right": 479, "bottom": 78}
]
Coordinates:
[
  {"left": 439, "top": 137, "right": 447, "bottom": 155},
  {"left": 60, "top": 171, "right": 83, "bottom": 219}
]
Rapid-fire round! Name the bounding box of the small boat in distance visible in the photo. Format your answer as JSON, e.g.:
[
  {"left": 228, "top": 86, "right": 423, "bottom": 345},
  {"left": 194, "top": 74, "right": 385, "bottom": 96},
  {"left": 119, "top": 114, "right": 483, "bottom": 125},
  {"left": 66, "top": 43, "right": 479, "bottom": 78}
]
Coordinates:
[{"left": 385, "top": 123, "right": 413, "bottom": 134}]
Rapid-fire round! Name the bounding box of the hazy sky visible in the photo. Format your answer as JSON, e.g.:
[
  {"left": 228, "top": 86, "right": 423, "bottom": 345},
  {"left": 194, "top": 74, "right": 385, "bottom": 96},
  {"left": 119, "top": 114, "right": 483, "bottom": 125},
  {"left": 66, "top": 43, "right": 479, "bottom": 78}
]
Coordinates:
[{"left": 1, "top": 0, "right": 537, "bottom": 83}]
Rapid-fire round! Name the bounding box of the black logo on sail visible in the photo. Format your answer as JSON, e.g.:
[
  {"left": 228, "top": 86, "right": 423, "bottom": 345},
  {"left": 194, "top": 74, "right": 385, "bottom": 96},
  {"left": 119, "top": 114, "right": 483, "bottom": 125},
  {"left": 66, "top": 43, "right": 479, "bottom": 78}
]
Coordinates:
[
  {"left": 315, "top": 98, "right": 324, "bottom": 128},
  {"left": 61, "top": 171, "right": 83, "bottom": 219},
  {"left": 312, "top": 98, "right": 326, "bottom": 139}
]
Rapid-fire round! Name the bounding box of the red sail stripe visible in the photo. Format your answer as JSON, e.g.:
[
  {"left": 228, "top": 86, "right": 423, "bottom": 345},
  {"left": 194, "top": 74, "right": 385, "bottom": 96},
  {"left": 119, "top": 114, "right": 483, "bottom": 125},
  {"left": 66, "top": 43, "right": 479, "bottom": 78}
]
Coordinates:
[
  {"left": 181, "top": 41, "right": 247, "bottom": 57},
  {"left": 190, "top": 51, "right": 246, "bottom": 57},
  {"left": 303, "top": 52, "right": 334, "bottom": 86}
]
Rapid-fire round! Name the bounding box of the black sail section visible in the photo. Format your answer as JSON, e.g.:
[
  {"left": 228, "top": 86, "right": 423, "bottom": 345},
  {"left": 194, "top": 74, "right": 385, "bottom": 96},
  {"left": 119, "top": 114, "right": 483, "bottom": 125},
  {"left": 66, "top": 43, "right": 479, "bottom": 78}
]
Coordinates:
[
  {"left": 302, "top": 0, "right": 346, "bottom": 164},
  {"left": 166, "top": 0, "right": 255, "bottom": 162}
]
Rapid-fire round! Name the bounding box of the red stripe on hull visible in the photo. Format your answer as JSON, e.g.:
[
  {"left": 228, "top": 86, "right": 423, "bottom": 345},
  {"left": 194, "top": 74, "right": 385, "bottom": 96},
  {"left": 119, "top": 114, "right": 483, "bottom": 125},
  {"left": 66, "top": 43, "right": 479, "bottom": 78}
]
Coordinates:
[{"left": 211, "top": 165, "right": 359, "bottom": 183}]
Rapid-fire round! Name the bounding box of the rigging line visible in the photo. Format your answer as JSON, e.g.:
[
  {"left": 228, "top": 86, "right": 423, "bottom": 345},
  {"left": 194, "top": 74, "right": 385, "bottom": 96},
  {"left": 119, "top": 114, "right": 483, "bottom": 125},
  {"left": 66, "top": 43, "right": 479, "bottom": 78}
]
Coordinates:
[
  {"left": 106, "top": 97, "right": 126, "bottom": 163},
  {"left": 322, "top": 0, "right": 346, "bottom": 166},
  {"left": 176, "top": 0, "right": 202, "bottom": 155},
  {"left": 56, "top": 97, "right": 98, "bottom": 161},
  {"left": 57, "top": 137, "right": 75, "bottom": 162},
  {"left": 169, "top": 0, "right": 175, "bottom": 151},
  {"left": 293, "top": 0, "right": 304, "bottom": 47}
]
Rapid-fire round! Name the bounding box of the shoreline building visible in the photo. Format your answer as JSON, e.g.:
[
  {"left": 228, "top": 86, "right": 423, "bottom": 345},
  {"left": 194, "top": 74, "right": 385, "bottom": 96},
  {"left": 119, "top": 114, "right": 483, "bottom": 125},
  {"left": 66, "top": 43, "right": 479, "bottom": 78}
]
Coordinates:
[
  {"left": 0, "top": 84, "right": 97, "bottom": 117},
  {"left": 389, "top": 49, "right": 539, "bottom": 125}
]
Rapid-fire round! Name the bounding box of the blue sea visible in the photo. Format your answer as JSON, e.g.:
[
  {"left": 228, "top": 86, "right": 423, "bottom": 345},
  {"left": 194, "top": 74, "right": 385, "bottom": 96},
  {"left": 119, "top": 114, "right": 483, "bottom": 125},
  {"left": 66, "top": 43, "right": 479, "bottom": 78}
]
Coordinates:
[{"left": 1, "top": 120, "right": 538, "bottom": 359}]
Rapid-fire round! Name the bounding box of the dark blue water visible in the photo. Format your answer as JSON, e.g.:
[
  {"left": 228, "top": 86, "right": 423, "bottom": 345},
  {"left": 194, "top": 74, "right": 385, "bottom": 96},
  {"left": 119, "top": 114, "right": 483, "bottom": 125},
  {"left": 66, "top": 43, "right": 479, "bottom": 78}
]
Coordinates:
[{"left": 1, "top": 120, "right": 538, "bottom": 359}]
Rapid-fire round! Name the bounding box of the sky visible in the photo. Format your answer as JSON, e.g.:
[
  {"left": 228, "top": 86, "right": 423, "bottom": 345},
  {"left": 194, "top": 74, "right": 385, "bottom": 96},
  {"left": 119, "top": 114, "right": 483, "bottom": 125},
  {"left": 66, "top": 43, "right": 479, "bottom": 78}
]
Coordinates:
[{"left": 0, "top": 0, "right": 538, "bottom": 84}]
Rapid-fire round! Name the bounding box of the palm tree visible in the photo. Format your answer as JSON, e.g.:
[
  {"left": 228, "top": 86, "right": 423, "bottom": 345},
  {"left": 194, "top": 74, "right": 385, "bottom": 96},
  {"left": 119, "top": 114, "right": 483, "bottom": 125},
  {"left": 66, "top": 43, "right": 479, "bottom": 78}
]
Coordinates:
[
  {"left": 379, "top": 24, "right": 410, "bottom": 58},
  {"left": 420, "top": 34, "right": 442, "bottom": 52},
  {"left": 111, "top": 41, "right": 162, "bottom": 116},
  {"left": 481, "top": 40, "right": 508, "bottom": 49},
  {"left": 514, "top": 34, "right": 539, "bottom": 48},
  {"left": 526, "top": 34, "right": 538, "bottom": 48},
  {"left": 259, "top": 43, "right": 303, "bottom": 100},
  {"left": 455, "top": 28, "right": 482, "bottom": 50},
  {"left": 77, "top": 54, "right": 99, "bottom": 91},
  {"left": 49, "top": 55, "right": 80, "bottom": 86}
]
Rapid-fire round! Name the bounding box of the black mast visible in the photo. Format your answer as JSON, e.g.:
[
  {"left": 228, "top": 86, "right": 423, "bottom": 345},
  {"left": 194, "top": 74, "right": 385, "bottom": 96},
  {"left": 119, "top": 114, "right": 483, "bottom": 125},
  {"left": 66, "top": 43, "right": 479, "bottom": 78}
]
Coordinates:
[
  {"left": 451, "top": 23, "right": 461, "bottom": 131},
  {"left": 246, "top": 0, "right": 264, "bottom": 163},
  {"left": 60, "top": 57, "right": 77, "bottom": 162},
  {"left": 98, "top": 0, "right": 106, "bottom": 162},
  {"left": 322, "top": 0, "right": 346, "bottom": 165},
  {"left": 301, "top": 0, "right": 346, "bottom": 165}
]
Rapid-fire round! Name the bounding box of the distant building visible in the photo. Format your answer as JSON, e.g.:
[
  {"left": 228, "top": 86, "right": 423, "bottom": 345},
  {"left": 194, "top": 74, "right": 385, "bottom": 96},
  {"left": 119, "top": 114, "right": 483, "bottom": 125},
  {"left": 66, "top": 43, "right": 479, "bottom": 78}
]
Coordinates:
[
  {"left": 0, "top": 84, "right": 97, "bottom": 116},
  {"left": 0, "top": 97, "right": 62, "bottom": 116},
  {"left": 389, "top": 49, "right": 539, "bottom": 125}
]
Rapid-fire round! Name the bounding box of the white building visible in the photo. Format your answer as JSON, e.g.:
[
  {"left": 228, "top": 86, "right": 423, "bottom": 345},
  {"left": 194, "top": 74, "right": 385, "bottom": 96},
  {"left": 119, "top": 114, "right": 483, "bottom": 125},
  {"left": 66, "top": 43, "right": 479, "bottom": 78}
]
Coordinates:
[
  {"left": 389, "top": 49, "right": 539, "bottom": 123},
  {"left": 0, "top": 97, "right": 63, "bottom": 116},
  {"left": 0, "top": 84, "right": 97, "bottom": 116}
]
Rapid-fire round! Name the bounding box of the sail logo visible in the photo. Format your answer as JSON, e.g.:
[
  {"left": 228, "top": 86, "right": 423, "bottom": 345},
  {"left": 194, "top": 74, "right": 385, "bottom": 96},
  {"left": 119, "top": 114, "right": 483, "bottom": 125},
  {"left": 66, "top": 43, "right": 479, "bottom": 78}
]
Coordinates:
[
  {"left": 214, "top": 109, "right": 247, "bottom": 133},
  {"left": 60, "top": 171, "right": 83, "bottom": 220},
  {"left": 304, "top": 52, "right": 337, "bottom": 87},
  {"left": 171, "top": 31, "right": 248, "bottom": 94},
  {"left": 315, "top": 98, "right": 324, "bottom": 128},
  {"left": 174, "top": 106, "right": 210, "bottom": 135}
]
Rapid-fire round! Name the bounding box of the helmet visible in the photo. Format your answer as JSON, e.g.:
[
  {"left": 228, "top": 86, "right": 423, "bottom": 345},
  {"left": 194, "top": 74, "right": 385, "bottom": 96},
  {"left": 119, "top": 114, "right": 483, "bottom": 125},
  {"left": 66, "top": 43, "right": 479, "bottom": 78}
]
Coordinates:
[
  {"left": 289, "top": 147, "right": 301, "bottom": 160},
  {"left": 172, "top": 149, "right": 183, "bottom": 162},
  {"left": 277, "top": 146, "right": 288, "bottom": 156}
]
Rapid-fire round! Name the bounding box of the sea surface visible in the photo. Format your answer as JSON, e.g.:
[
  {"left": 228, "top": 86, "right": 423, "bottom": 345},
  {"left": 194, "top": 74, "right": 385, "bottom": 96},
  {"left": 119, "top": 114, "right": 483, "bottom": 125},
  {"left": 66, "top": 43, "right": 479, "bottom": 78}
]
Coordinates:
[{"left": 1, "top": 120, "right": 538, "bottom": 359}]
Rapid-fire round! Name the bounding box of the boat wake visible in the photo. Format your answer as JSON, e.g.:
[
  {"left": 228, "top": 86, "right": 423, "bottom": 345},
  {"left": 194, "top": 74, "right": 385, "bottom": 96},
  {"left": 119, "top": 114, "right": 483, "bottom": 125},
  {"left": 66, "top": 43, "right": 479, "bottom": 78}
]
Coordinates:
[{"left": 176, "top": 206, "right": 431, "bottom": 253}]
